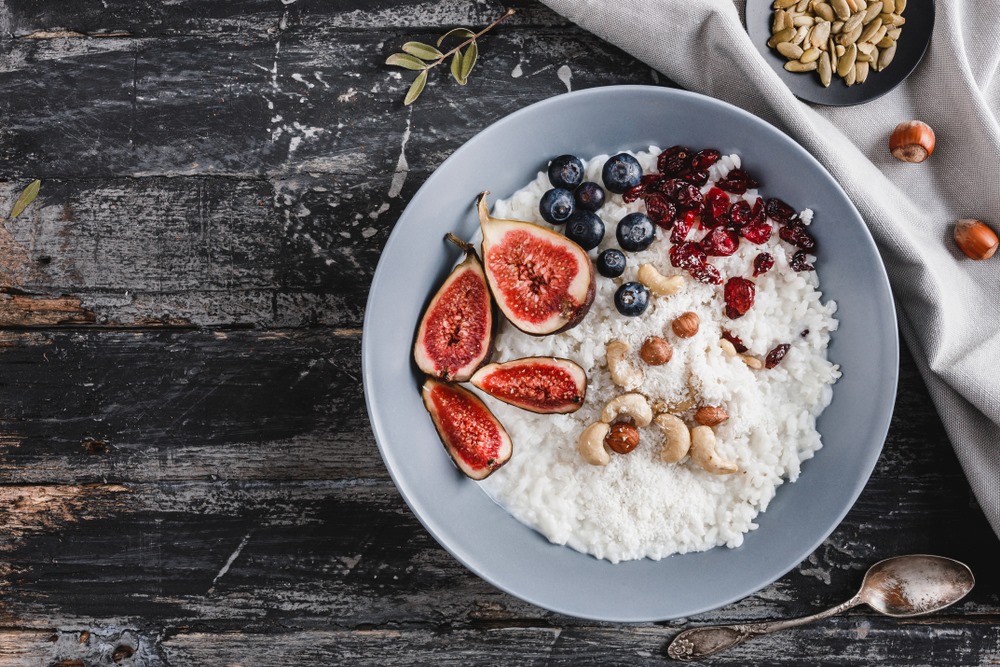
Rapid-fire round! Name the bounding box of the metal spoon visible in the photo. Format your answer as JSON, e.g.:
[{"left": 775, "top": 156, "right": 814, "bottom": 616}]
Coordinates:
[{"left": 667, "top": 555, "right": 975, "bottom": 661}]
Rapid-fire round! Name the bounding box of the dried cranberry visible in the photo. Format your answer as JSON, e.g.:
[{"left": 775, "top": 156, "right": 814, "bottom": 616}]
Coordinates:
[
  {"left": 728, "top": 200, "right": 752, "bottom": 228},
  {"left": 790, "top": 250, "right": 815, "bottom": 272},
  {"left": 645, "top": 193, "right": 677, "bottom": 229},
  {"left": 684, "top": 170, "right": 709, "bottom": 186},
  {"left": 691, "top": 148, "right": 721, "bottom": 171},
  {"left": 765, "top": 343, "right": 791, "bottom": 369},
  {"left": 671, "top": 210, "right": 697, "bottom": 244},
  {"left": 750, "top": 198, "right": 766, "bottom": 226},
  {"left": 717, "top": 168, "right": 759, "bottom": 194},
  {"left": 702, "top": 187, "right": 730, "bottom": 227},
  {"left": 800, "top": 329, "right": 810, "bottom": 337},
  {"left": 690, "top": 262, "right": 723, "bottom": 285},
  {"left": 724, "top": 277, "right": 755, "bottom": 319},
  {"left": 657, "top": 146, "right": 692, "bottom": 176},
  {"left": 779, "top": 221, "right": 817, "bottom": 251},
  {"left": 623, "top": 174, "right": 662, "bottom": 203},
  {"left": 670, "top": 241, "right": 706, "bottom": 270},
  {"left": 674, "top": 183, "right": 704, "bottom": 211},
  {"left": 722, "top": 330, "right": 748, "bottom": 353},
  {"left": 765, "top": 197, "right": 796, "bottom": 223},
  {"left": 741, "top": 222, "right": 772, "bottom": 244},
  {"left": 701, "top": 227, "right": 740, "bottom": 256},
  {"left": 752, "top": 252, "right": 774, "bottom": 276}
]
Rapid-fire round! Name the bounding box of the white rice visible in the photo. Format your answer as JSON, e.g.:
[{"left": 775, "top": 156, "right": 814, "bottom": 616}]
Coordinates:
[{"left": 475, "top": 148, "right": 840, "bottom": 563}]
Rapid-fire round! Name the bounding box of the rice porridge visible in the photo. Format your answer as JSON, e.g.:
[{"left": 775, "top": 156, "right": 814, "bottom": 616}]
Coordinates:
[{"left": 474, "top": 148, "right": 841, "bottom": 563}]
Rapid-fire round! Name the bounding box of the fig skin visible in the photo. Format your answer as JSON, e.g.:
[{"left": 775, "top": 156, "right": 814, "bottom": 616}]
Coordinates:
[
  {"left": 421, "top": 377, "right": 513, "bottom": 480},
  {"left": 413, "top": 233, "right": 498, "bottom": 382},
  {"left": 469, "top": 356, "right": 587, "bottom": 414},
  {"left": 477, "top": 192, "right": 596, "bottom": 336}
]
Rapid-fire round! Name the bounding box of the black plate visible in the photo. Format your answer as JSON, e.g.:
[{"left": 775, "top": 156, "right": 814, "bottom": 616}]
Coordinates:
[{"left": 746, "top": 0, "right": 935, "bottom": 106}]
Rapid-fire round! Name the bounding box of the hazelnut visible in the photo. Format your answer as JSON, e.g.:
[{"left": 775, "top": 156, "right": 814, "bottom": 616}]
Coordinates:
[
  {"left": 954, "top": 218, "right": 998, "bottom": 261},
  {"left": 639, "top": 336, "right": 673, "bottom": 365},
  {"left": 889, "top": 120, "right": 935, "bottom": 163},
  {"left": 671, "top": 311, "right": 700, "bottom": 338},
  {"left": 695, "top": 406, "right": 729, "bottom": 426},
  {"left": 605, "top": 421, "right": 640, "bottom": 454}
]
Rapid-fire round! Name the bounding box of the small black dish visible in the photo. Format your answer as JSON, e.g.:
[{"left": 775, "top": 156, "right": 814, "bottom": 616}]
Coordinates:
[{"left": 745, "top": 0, "right": 935, "bottom": 106}]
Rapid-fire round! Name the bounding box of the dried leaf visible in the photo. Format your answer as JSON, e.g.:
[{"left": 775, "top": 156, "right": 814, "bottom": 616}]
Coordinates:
[
  {"left": 9, "top": 179, "right": 40, "bottom": 219},
  {"left": 404, "top": 69, "right": 428, "bottom": 105},
  {"left": 402, "top": 41, "right": 444, "bottom": 61},
  {"left": 450, "top": 50, "right": 465, "bottom": 85},
  {"left": 460, "top": 41, "right": 478, "bottom": 81},
  {"left": 385, "top": 53, "right": 427, "bottom": 71},
  {"left": 437, "top": 27, "right": 475, "bottom": 47}
]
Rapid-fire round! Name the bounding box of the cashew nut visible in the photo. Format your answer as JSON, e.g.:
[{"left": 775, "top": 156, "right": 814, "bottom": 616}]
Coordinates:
[
  {"left": 638, "top": 264, "right": 685, "bottom": 297},
  {"left": 689, "top": 425, "right": 738, "bottom": 475},
  {"left": 606, "top": 339, "right": 643, "bottom": 389},
  {"left": 578, "top": 422, "right": 611, "bottom": 466},
  {"left": 654, "top": 413, "right": 691, "bottom": 463},
  {"left": 601, "top": 393, "right": 653, "bottom": 427},
  {"left": 719, "top": 338, "right": 738, "bottom": 357}
]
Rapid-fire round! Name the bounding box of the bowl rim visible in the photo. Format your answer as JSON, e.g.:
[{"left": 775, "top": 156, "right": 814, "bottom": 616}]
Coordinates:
[{"left": 362, "top": 84, "right": 898, "bottom": 621}]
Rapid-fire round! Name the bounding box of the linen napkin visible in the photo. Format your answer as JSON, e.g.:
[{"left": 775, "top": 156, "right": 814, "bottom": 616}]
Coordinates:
[{"left": 540, "top": 0, "right": 1000, "bottom": 538}]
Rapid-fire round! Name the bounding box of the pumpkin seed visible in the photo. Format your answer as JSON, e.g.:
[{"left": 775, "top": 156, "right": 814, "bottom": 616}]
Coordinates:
[
  {"left": 840, "top": 22, "right": 863, "bottom": 45},
  {"left": 792, "top": 25, "right": 809, "bottom": 44},
  {"left": 785, "top": 60, "right": 819, "bottom": 72},
  {"left": 845, "top": 0, "right": 858, "bottom": 12},
  {"left": 877, "top": 35, "right": 895, "bottom": 48},
  {"left": 774, "top": 0, "right": 798, "bottom": 8},
  {"left": 829, "top": 37, "right": 839, "bottom": 67},
  {"left": 895, "top": 0, "right": 906, "bottom": 13},
  {"left": 882, "top": 0, "right": 895, "bottom": 11},
  {"left": 793, "top": 14, "right": 815, "bottom": 26},
  {"left": 777, "top": 42, "right": 805, "bottom": 59},
  {"left": 889, "top": 13, "right": 905, "bottom": 26},
  {"left": 796, "top": 0, "right": 811, "bottom": 11},
  {"left": 832, "top": 20, "right": 845, "bottom": 33},
  {"left": 773, "top": 9, "right": 786, "bottom": 32},
  {"left": 819, "top": 51, "right": 833, "bottom": 86},
  {"left": 870, "top": 24, "right": 888, "bottom": 43},
  {"left": 870, "top": 46, "right": 880, "bottom": 69},
  {"left": 887, "top": 27, "right": 902, "bottom": 39},
  {"left": 800, "top": 47, "right": 822, "bottom": 63},
  {"left": 831, "top": 0, "right": 851, "bottom": 20},
  {"left": 856, "top": 51, "right": 872, "bottom": 62},
  {"left": 844, "top": 63, "right": 857, "bottom": 85},
  {"left": 836, "top": 43, "right": 846, "bottom": 55},
  {"left": 857, "top": 41, "right": 875, "bottom": 55},
  {"left": 856, "top": 60, "right": 869, "bottom": 83},
  {"left": 837, "top": 43, "right": 857, "bottom": 76},
  {"left": 878, "top": 41, "right": 897, "bottom": 69},
  {"left": 859, "top": 17, "right": 883, "bottom": 42}
]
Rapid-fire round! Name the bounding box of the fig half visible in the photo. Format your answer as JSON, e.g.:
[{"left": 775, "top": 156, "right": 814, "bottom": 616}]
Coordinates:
[
  {"left": 470, "top": 356, "right": 587, "bottom": 414},
  {"left": 421, "top": 377, "right": 512, "bottom": 480},
  {"left": 414, "top": 233, "right": 497, "bottom": 382},
  {"left": 478, "top": 192, "right": 596, "bottom": 336}
]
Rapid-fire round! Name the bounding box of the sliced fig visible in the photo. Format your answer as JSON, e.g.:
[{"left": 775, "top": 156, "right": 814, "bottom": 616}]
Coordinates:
[
  {"left": 414, "top": 233, "right": 497, "bottom": 382},
  {"left": 421, "top": 377, "right": 512, "bottom": 480},
  {"left": 470, "top": 356, "right": 587, "bottom": 414},
  {"left": 477, "top": 192, "right": 596, "bottom": 336}
]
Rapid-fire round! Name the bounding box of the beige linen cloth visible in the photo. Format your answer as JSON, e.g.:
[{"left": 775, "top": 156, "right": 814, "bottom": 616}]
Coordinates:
[{"left": 541, "top": 0, "right": 1000, "bottom": 537}]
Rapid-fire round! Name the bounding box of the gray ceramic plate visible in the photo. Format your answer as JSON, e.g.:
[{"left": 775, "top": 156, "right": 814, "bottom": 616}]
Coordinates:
[
  {"left": 363, "top": 85, "right": 897, "bottom": 622},
  {"left": 746, "top": 0, "right": 935, "bottom": 106}
]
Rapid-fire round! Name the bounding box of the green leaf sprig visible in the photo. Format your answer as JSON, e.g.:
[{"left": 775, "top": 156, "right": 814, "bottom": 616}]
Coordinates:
[
  {"left": 9, "top": 179, "right": 41, "bottom": 219},
  {"left": 386, "top": 8, "right": 516, "bottom": 105}
]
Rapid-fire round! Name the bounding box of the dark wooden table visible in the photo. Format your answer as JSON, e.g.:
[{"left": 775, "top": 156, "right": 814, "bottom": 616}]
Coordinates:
[{"left": 1, "top": 0, "right": 998, "bottom": 664}]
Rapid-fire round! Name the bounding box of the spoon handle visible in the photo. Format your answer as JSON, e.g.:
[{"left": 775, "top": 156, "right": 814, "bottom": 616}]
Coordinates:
[{"left": 666, "top": 596, "right": 863, "bottom": 661}]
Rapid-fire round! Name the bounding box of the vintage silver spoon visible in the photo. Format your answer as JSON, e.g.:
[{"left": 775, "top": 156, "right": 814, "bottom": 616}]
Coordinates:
[{"left": 667, "top": 554, "right": 975, "bottom": 661}]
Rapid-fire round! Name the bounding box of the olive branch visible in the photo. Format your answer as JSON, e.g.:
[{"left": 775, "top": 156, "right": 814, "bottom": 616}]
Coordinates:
[{"left": 385, "top": 8, "right": 516, "bottom": 105}]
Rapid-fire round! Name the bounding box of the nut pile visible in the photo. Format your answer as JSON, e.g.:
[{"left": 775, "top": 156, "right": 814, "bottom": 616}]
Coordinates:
[{"left": 768, "top": 0, "right": 906, "bottom": 87}]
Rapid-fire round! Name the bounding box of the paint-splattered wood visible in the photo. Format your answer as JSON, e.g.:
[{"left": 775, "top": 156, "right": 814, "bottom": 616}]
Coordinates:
[{"left": 0, "top": 0, "right": 998, "bottom": 665}]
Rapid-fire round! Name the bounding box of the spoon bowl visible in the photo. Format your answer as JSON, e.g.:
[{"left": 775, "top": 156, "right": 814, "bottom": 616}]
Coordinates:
[{"left": 860, "top": 555, "right": 975, "bottom": 617}]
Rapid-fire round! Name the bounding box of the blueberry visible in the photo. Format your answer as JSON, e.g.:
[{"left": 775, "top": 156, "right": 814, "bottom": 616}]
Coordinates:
[
  {"left": 597, "top": 249, "right": 626, "bottom": 278},
  {"left": 538, "top": 188, "right": 575, "bottom": 225},
  {"left": 602, "top": 153, "right": 642, "bottom": 194},
  {"left": 616, "top": 212, "right": 656, "bottom": 252},
  {"left": 564, "top": 210, "right": 605, "bottom": 251},
  {"left": 614, "top": 282, "right": 649, "bottom": 317},
  {"left": 574, "top": 181, "right": 605, "bottom": 212},
  {"left": 548, "top": 154, "right": 585, "bottom": 190}
]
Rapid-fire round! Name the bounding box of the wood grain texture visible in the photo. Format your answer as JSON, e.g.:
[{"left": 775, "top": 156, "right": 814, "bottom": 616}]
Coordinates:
[{"left": 0, "top": 0, "right": 998, "bottom": 665}]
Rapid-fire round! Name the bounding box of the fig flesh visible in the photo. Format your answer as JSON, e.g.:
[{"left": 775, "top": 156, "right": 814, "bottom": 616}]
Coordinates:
[
  {"left": 470, "top": 356, "right": 587, "bottom": 414},
  {"left": 477, "top": 192, "right": 596, "bottom": 336},
  {"left": 421, "top": 377, "right": 512, "bottom": 480},
  {"left": 414, "top": 233, "right": 497, "bottom": 382}
]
